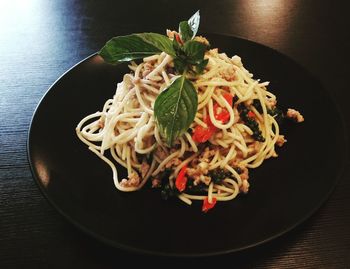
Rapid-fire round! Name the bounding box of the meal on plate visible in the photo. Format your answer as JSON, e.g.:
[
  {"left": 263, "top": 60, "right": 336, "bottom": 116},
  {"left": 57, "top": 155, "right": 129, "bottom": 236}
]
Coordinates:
[{"left": 76, "top": 11, "right": 304, "bottom": 212}]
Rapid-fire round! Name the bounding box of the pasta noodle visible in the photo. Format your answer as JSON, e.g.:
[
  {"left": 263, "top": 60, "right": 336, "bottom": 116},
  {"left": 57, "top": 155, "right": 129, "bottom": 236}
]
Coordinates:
[{"left": 76, "top": 36, "right": 303, "bottom": 211}]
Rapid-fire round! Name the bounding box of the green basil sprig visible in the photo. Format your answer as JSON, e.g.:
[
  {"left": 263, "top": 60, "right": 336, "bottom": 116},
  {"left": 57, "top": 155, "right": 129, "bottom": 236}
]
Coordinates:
[
  {"left": 154, "top": 75, "right": 197, "bottom": 146},
  {"left": 173, "top": 39, "right": 209, "bottom": 75},
  {"left": 98, "top": 11, "right": 208, "bottom": 146},
  {"left": 99, "top": 33, "right": 175, "bottom": 63}
]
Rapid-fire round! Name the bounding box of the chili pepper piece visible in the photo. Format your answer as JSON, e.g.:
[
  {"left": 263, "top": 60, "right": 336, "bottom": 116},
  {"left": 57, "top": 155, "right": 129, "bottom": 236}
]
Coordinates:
[
  {"left": 248, "top": 111, "right": 255, "bottom": 118},
  {"left": 175, "top": 165, "right": 188, "bottom": 192},
  {"left": 192, "top": 117, "right": 217, "bottom": 143},
  {"left": 202, "top": 197, "right": 217, "bottom": 212}
]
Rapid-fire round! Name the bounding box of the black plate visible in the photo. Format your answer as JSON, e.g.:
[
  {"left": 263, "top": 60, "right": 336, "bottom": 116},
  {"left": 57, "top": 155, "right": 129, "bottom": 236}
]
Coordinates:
[{"left": 27, "top": 34, "right": 347, "bottom": 257}]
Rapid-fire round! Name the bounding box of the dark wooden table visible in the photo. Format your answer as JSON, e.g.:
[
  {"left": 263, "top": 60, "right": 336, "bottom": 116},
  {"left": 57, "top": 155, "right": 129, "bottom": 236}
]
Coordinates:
[{"left": 1, "top": 0, "right": 349, "bottom": 268}]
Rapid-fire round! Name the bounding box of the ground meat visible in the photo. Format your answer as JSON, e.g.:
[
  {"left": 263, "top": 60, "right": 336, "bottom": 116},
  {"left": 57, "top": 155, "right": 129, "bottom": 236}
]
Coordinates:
[
  {"left": 187, "top": 161, "right": 211, "bottom": 185},
  {"left": 193, "top": 36, "right": 210, "bottom": 46},
  {"left": 286, "top": 108, "right": 304, "bottom": 122},
  {"left": 98, "top": 118, "right": 104, "bottom": 128},
  {"left": 132, "top": 78, "right": 140, "bottom": 84},
  {"left": 247, "top": 141, "right": 261, "bottom": 156},
  {"left": 208, "top": 48, "right": 219, "bottom": 58},
  {"left": 120, "top": 172, "right": 140, "bottom": 187},
  {"left": 198, "top": 147, "right": 216, "bottom": 163},
  {"left": 151, "top": 178, "right": 161, "bottom": 188},
  {"left": 189, "top": 174, "right": 211, "bottom": 186},
  {"left": 214, "top": 132, "right": 223, "bottom": 139},
  {"left": 142, "top": 62, "right": 154, "bottom": 77},
  {"left": 240, "top": 179, "right": 250, "bottom": 193},
  {"left": 143, "top": 136, "right": 155, "bottom": 149},
  {"left": 276, "top": 135, "right": 287, "bottom": 147},
  {"left": 141, "top": 161, "right": 150, "bottom": 178},
  {"left": 165, "top": 158, "right": 182, "bottom": 168},
  {"left": 154, "top": 146, "right": 168, "bottom": 160},
  {"left": 240, "top": 166, "right": 249, "bottom": 181},
  {"left": 231, "top": 151, "right": 244, "bottom": 165},
  {"left": 166, "top": 29, "right": 176, "bottom": 39},
  {"left": 219, "top": 66, "right": 236, "bottom": 81}
]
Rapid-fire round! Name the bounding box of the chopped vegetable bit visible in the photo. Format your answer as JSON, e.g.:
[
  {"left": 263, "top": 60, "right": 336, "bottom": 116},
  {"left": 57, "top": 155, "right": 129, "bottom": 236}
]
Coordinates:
[
  {"left": 159, "top": 169, "right": 172, "bottom": 187},
  {"left": 247, "top": 111, "right": 255, "bottom": 118},
  {"left": 186, "top": 180, "right": 207, "bottom": 194},
  {"left": 202, "top": 197, "right": 217, "bottom": 212},
  {"left": 208, "top": 168, "right": 230, "bottom": 184},
  {"left": 238, "top": 104, "right": 265, "bottom": 142},
  {"left": 252, "top": 99, "right": 284, "bottom": 124},
  {"left": 222, "top": 93, "right": 233, "bottom": 106},
  {"left": 174, "top": 33, "right": 184, "bottom": 45},
  {"left": 213, "top": 93, "right": 233, "bottom": 123},
  {"left": 192, "top": 117, "right": 217, "bottom": 143},
  {"left": 161, "top": 183, "right": 177, "bottom": 200},
  {"left": 192, "top": 94, "right": 234, "bottom": 143},
  {"left": 268, "top": 107, "right": 284, "bottom": 124},
  {"left": 175, "top": 165, "right": 188, "bottom": 192}
]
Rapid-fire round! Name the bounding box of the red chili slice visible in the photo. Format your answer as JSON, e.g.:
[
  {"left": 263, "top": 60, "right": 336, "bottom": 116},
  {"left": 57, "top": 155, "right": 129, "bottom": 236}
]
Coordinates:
[
  {"left": 192, "top": 117, "right": 217, "bottom": 143},
  {"left": 175, "top": 165, "right": 188, "bottom": 192},
  {"left": 248, "top": 111, "right": 255, "bottom": 118},
  {"left": 222, "top": 93, "right": 233, "bottom": 106},
  {"left": 174, "top": 33, "right": 183, "bottom": 45},
  {"left": 213, "top": 93, "right": 233, "bottom": 123},
  {"left": 202, "top": 197, "right": 217, "bottom": 212},
  {"left": 192, "top": 93, "right": 234, "bottom": 143}
]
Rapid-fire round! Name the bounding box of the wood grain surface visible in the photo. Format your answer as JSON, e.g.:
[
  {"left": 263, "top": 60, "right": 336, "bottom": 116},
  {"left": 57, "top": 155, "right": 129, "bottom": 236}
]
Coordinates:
[{"left": 0, "top": 0, "right": 349, "bottom": 268}]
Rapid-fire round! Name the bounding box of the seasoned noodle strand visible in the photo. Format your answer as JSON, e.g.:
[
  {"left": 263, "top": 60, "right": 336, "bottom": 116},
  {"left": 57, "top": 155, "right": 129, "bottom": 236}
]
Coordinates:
[{"left": 76, "top": 38, "right": 303, "bottom": 211}]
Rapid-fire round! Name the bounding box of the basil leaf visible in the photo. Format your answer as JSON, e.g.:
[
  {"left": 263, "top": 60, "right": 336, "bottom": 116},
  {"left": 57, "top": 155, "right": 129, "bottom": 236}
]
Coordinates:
[
  {"left": 99, "top": 33, "right": 175, "bottom": 64},
  {"left": 183, "top": 40, "right": 207, "bottom": 64},
  {"left": 99, "top": 34, "right": 160, "bottom": 64},
  {"left": 154, "top": 75, "right": 198, "bottom": 146},
  {"left": 179, "top": 21, "right": 193, "bottom": 43},
  {"left": 195, "top": 58, "right": 209, "bottom": 74},
  {"left": 173, "top": 58, "right": 187, "bottom": 74},
  {"left": 187, "top": 10, "right": 200, "bottom": 38},
  {"left": 137, "top": 33, "right": 176, "bottom": 57}
]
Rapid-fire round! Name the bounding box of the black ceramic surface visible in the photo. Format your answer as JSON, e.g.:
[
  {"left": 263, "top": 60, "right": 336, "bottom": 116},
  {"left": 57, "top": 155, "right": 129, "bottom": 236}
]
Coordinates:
[{"left": 27, "top": 34, "right": 346, "bottom": 257}]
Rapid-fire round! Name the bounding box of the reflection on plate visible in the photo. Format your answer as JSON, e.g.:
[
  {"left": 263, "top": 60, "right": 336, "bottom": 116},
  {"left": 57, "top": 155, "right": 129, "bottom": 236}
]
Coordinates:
[{"left": 27, "top": 34, "right": 346, "bottom": 256}]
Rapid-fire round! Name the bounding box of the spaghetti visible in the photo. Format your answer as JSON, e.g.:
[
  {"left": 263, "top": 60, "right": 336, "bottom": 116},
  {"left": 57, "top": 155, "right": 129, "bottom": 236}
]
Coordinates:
[{"left": 76, "top": 35, "right": 303, "bottom": 211}]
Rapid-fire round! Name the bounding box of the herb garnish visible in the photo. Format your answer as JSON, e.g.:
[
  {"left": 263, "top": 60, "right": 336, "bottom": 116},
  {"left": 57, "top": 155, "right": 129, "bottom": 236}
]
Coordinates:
[
  {"left": 154, "top": 75, "right": 198, "bottom": 146},
  {"left": 208, "top": 168, "right": 231, "bottom": 184},
  {"left": 252, "top": 99, "right": 284, "bottom": 124},
  {"left": 238, "top": 103, "right": 265, "bottom": 142},
  {"left": 267, "top": 107, "right": 284, "bottom": 124},
  {"left": 98, "top": 11, "right": 208, "bottom": 146}
]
